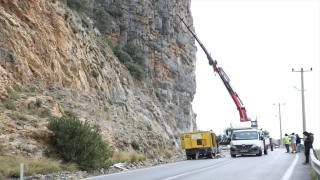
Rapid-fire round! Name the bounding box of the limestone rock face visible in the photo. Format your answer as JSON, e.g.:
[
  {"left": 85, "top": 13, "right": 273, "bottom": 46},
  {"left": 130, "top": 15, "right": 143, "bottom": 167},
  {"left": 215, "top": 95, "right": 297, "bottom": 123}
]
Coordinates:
[{"left": 0, "top": 0, "right": 197, "bottom": 157}]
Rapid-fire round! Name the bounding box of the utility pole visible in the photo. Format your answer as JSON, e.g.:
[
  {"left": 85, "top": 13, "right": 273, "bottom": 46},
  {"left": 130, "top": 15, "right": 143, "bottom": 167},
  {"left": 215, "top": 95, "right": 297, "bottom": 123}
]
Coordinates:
[
  {"left": 274, "top": 103, "right": 285, "bottom": 147},
  {"left": 292, "top": 68, "right": 312, "bottom": 132}
]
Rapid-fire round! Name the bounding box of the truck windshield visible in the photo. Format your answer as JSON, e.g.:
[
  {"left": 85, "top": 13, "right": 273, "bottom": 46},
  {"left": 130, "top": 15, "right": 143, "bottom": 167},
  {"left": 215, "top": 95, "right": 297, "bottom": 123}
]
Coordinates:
[{"left": 232, "top": 131, "right": 258, "bottom": 140}]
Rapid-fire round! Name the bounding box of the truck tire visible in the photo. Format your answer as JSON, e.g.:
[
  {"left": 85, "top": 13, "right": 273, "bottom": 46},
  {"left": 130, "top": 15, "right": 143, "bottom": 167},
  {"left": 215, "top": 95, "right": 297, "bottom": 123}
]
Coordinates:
[
  {"left": 231, "top": 154, "right": 236, "bottom": 157},
  {"left": 207, "top": 152, "right": 213, "bottom": 159},
  {"left": 191, "top": 155, "right": 196, "bottom": 159},
  {"left": 187, "top": 155, "right": 191, "bottom": 160},
  {"left": 256, "top": 149, "right": 262, "bottom": 156},
  {"left": 264, "top": 147, "right": 268, "bottom": 155}
]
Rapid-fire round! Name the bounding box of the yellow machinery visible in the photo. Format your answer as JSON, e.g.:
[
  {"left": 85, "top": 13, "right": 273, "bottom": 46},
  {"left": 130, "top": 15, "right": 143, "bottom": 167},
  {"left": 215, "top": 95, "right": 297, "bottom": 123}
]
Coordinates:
[{"left": 180, "top": 131, "right": 219, "bottom": 160}]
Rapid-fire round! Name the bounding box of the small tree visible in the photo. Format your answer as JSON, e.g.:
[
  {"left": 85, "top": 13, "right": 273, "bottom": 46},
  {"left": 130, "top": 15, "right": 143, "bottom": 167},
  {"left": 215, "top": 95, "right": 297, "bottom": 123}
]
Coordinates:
[
  {"left": 47, "top": 116, "right": 111, "bottom": 171},
  {"left": 263, "top": 130, "right": 270, "bottom": 138},
  {"left": 216, "top": 134, "right": 222, "bottom": 141}
]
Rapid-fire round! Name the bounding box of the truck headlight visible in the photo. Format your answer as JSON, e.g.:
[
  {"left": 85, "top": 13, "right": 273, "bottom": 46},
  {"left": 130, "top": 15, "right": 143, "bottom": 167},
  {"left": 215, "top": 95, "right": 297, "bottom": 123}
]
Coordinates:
[
  {"left": 230, "top": 143, "right": 236, "bottom": 148},
  {"left": 251, "top": 144, "right": 257, "bottom": 148}
]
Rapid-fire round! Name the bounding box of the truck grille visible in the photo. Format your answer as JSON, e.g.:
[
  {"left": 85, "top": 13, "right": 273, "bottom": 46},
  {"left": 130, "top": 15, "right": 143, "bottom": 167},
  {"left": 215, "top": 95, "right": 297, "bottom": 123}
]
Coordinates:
[{"left": 235, "top": 145, "right": 252, "bottom": 150}]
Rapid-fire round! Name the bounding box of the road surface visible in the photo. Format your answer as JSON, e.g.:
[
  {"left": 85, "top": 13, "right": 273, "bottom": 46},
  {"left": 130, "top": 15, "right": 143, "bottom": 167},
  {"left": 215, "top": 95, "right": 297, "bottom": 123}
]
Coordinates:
[{"left": 84, "top": 148, "right": 311, "bottom": 180}]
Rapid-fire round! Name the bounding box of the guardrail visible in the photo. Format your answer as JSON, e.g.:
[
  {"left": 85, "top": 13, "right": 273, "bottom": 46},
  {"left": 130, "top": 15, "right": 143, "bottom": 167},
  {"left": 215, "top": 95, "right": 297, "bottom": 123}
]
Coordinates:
[{"left": 310, "top": 149, "right": 320, "bottom": 180}]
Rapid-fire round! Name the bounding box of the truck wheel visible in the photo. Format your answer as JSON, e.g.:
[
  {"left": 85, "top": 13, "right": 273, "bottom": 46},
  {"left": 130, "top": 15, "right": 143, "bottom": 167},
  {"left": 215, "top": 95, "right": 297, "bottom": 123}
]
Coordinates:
[
  {"left": 187, "top": 155, "right": 191, "bottom": 160},
  {"left": 213, "top": 153, "right": 216, "bottom": 158},
  {"left": 264, "top": 148, "right": 268, "bottom": 155},
  {"left": 256, "top": 149, "right": 262, "bottom": 156},
  {"left": 207, "top": 153, "right": 213, "bottom": 159},
  {"left": 231, "top": 154, "right": 236, "bottom": 157}
]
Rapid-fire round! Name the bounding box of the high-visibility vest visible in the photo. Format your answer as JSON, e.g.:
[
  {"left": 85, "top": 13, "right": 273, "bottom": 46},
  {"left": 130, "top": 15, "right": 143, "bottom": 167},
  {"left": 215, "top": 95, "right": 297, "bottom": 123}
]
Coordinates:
[{"left": 283, "top": 136, "right": 290, "bottom": 144}]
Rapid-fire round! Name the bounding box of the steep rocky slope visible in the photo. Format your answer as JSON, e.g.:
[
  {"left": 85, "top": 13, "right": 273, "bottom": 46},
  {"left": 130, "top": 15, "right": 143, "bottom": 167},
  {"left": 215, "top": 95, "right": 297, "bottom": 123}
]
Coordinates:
[{"left": 0, "top": 0, "right": 197, "bottom": 159}]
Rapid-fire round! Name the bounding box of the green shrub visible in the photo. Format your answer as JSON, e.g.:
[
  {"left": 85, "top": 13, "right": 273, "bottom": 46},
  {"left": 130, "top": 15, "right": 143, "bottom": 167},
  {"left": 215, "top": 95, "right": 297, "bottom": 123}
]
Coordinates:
[
  {"left": 106, "top": 9, "right": 123, "bottom": 18},
  {"left": 131, "top": 140, "right": 140, "bottom": 150},
  {"left": 103, "top": 37, "right": 115, "bottom": 50},
  {"left": 129, "top": 153, "right": 137, "bottom": 163},
  {"left": 64, "top": 11, "right": 70, "bottom": 20},
  {"left": 12, "top": 84, "right": 22, "bottom": 92},
  {"left": 40, "top": 108, "right": 51, "bottom": 118},
  {"left": 93, "top": 8, "right": 109, "bottom": 33},
  {"left": 138, "top": 154, "right": 147, "bottom": 162},
  {"left": 65, "top": 0, "right": 90, "bottom": 13},
  {"left": 6, "top": 87, "right": 19, "bottom": 100},
  {"left": 47, "top": 116, "right": 111, "bottom": 171},
  {"left": 35, "top": 98, "right": 42, "bottom": 108},
  {"left": 124, "top": 61, "right": 145, "bottom": 80},
  {"left": 148, "top": 154, "right": 156, "bottom": 159},
  {"left": 71, "top": 26, "right": 79, "bottom": 34},
  {"left": 114, "top": 47, "right": 134, "bottom": 63},
  {"left": 112, "top": 45, "right": 146, "bottom": 80},
  {"left": 103, "top": 106, "right": 109, "bottom": 112},
  {"left": 2, "top": 99, "right": 16, "bottom": 110},
  {"left": 81, "top": 18, "right": 89, "bottom": 28},
  {"left": 124, "top": 42, "right": 146, "bottom": 66},
  {"left": 8, "top": 112, "right": 28, "bottom": 121}
]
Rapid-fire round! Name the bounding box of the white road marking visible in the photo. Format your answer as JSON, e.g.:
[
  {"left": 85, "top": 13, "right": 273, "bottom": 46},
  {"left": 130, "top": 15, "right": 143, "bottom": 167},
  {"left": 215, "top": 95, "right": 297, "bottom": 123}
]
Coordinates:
[
  {"left": 281, "top": 153, "right": 299, "bottom": 180},
  {"left": 83, "top": 161, "right": 187, "bottom": 180},
  {"left": 161, "top": 159, "right": 237, "bottom": 180}
]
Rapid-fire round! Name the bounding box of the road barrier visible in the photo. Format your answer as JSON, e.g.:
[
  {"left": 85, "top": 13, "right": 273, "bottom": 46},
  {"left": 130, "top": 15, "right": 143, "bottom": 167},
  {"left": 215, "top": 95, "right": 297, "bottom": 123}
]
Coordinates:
[{"left": 310, "top": 149, "right": 320, "bottom": 180}]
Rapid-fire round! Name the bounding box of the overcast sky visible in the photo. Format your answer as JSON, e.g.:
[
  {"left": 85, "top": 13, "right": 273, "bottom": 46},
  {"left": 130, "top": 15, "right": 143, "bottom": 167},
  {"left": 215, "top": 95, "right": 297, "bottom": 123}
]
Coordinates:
[{"left": 190, "top": 0, "right": 319, "bottom": 148}]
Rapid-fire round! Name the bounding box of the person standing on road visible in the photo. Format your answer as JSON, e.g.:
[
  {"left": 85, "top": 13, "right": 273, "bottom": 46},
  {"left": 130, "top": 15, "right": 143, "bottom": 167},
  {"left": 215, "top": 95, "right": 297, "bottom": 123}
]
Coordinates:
[
  {"left": 296, "top": 134, "right": 302, "bottom": 153},
  {"left": 283, "top": 134, "right": 290, "bottom": 153},
  {"left": 290, "top": 132, "right": 297, "bottom": 153},
  {"left": 302, "top": 131, "right": 314, "bottom": 165}
]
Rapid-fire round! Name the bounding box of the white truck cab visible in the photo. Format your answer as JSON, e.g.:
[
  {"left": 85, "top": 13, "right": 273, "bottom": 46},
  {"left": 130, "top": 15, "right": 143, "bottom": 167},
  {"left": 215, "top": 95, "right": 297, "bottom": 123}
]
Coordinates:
[{"left": 229, "top": 121, "right": 268, "bottom": 157}]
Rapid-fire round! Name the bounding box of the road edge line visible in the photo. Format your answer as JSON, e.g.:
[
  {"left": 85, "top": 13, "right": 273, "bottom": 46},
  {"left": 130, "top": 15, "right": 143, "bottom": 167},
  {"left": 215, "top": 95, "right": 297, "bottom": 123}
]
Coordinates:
[
  {"left": 161, "top": 159, "right": 237, "bottom": 180},
  {"left": 281, "top": 153, "right": 299, "bottom": 180}
]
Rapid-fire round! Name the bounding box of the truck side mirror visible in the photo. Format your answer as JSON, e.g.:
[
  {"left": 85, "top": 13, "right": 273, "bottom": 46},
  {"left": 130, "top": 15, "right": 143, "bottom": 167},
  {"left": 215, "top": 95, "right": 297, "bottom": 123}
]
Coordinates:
[
  {"left": 260, "top": 137, "right": 264, "bottom": 140},
  {"left": 226, "top": 130, "right": 231, "bottom": 136}
]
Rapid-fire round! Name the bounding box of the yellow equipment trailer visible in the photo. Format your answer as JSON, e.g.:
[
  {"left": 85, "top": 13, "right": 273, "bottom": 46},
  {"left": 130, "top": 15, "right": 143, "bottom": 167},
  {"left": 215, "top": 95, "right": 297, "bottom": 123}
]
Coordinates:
[{"left": 180, "top": 131, "right": 220, "bottom": 160}]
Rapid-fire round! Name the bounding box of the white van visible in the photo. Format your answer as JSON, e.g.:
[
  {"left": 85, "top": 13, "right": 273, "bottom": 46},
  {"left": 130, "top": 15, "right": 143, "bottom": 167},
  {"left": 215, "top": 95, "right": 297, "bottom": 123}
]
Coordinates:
[{"left": 228, "top": 121, "right": 268, "bottom": 157}]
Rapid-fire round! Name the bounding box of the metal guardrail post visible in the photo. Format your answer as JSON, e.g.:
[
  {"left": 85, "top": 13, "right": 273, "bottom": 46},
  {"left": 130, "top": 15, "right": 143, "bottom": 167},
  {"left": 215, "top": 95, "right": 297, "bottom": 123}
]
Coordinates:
[
  {"left": 310, "top": 149, "right": 320, "bottom": 180},
  {"left": 20, "top": 163, "right": 24, "bottom": 180}
]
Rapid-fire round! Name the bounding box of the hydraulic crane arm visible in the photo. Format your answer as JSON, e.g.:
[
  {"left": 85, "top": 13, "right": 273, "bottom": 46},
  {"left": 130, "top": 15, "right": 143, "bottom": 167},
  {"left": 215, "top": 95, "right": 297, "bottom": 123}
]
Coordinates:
[{"left": 176, "top": 13, "right": 251, "bottom": 122}]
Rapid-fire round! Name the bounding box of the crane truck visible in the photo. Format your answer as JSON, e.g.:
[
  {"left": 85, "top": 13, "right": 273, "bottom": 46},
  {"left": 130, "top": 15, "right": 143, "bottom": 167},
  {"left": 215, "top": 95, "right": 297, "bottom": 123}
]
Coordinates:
[{"left": 176, "top": 12, "right": 268, "bottom": 157}]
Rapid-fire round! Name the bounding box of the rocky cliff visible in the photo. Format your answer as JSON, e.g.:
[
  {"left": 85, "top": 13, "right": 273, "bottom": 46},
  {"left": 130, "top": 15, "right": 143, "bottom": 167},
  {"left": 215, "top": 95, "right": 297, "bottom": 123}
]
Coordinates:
[{"left": 0, "top": 0, "right": 197, "bottom": 159}]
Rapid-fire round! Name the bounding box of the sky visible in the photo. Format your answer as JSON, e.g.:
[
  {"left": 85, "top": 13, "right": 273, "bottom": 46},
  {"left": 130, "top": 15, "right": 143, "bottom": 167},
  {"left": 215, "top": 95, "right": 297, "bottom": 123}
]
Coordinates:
[{"left": 190, "top": 0, "right": 319, "bottom": 148}]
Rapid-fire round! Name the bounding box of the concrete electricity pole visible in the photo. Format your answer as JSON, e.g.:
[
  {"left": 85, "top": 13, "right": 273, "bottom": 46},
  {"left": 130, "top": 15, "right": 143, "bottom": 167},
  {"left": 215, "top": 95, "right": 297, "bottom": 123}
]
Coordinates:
[
  {"left": 274, "top": 103, "right": 285, "bottom": 147},
  {"left": 292, "top": 68, "right": 312, "bottom": 132}
]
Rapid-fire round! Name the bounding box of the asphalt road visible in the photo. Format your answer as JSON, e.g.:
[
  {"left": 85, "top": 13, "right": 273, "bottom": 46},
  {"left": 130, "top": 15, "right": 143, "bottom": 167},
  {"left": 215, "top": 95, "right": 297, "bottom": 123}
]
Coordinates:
[{"left": 84, "top": 148, "right": 311, "bottom": 180}]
